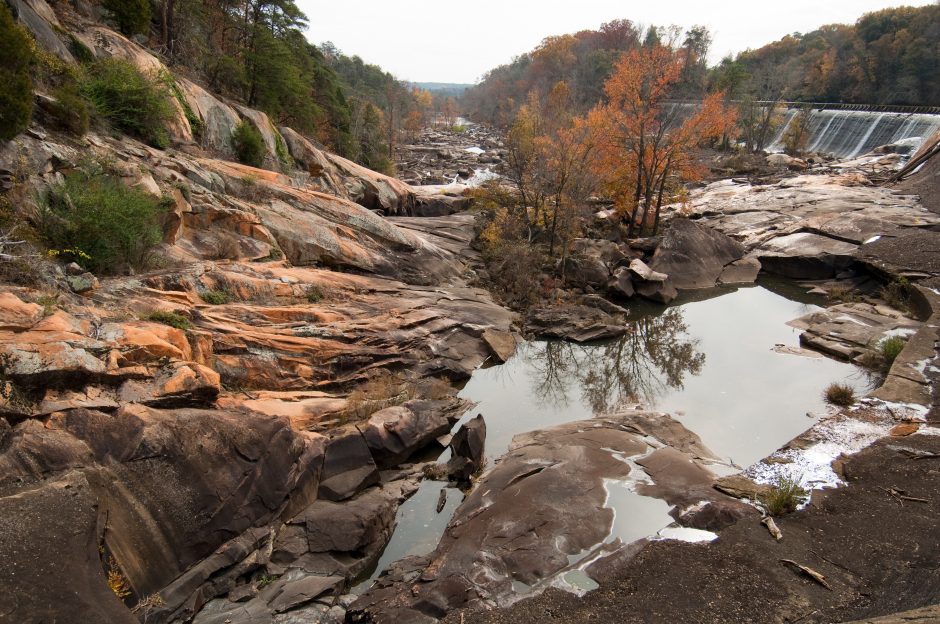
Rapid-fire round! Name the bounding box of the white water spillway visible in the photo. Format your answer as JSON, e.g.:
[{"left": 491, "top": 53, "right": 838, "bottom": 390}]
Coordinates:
[{"left": 768, "top": 109, "right": 940, "bottom": 159}]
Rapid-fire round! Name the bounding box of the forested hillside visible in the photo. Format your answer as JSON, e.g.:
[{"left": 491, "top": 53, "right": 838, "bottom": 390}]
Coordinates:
[
  {"left": 95, "top": 0, "right": 431, "bottom": 170},
  {"left": 461, "top": 20, "right": 711, "bottom": 123},
  {"left": 712, "top": 4, "right": 940, "bottom": 106},
  {"left": 464, "top": 4, "right": 940, "bottom": 125}
]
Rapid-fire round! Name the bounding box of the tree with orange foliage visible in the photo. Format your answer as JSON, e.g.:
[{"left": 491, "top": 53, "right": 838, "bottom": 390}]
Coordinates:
[{"left": 587, "top": 45, "right": 736, "bottom": 236}]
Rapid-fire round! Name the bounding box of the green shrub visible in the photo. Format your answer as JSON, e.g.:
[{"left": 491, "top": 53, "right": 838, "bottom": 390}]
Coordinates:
[
  {"left": 102, "top": 0, "right": 151, "bottom": 36},
  {"left": 823, "top": 382, "right": 855, "bottom": 407},
  {"left": 232, "top": 121, "right": 265, "bottom": 167},
  {"left": 305, "top": 284, "right": 323, "bottom": 303},
  {"left": 82, "top": 58, "right": 172, "bottom": 147},
  {"left": 169, "top": 79, "right": 204, "bottom": 141},
  {"left": 274, "top": 131, "right": 292, "bottom": 168},
  {"left": 880, "top": 277, "right": 911, "bottom": 314},
  {"left": 45, "top": 84, "right": 90, "bottom": 135},
  {"left": 760, "top": 476, "right": 807, "bottom": 517},
  {"left": 0, "top": 4, "right": 35, "bottom": 141},
  {"left": 879, "top": 335, "right": 906, "bottom": 370},
  {"left": 35, "top": 163, "right": 166, "bottom": 274},
  {"left": 200, "top": 289, "right": 231, "bottom": 305},
  {"left": 68, "top": 36, "right": 95, "bottom": 64},
  {"left": 147, "top": 310, "right": 192, "bottom": 330}
]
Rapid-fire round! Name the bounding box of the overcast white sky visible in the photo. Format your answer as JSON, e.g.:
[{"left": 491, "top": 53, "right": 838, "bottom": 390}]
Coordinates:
[{"left": 296, "top": 1, "right": 936, "bottom": 84}]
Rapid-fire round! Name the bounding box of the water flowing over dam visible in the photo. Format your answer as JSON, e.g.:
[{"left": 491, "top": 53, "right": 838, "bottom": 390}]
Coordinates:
[{"left": 767, "top": 108, "right": 940, "bottom": 158}]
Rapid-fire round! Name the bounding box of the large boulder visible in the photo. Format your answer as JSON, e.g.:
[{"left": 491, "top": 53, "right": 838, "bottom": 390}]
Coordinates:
[
  {"left": 0, "top": 405, "right": 326, "bottom": 608},
  {"left": 177, "top": 78, "right": 242, "bottom": 156},
  {"left": 756, "top": 232, "right": 857, "bottom": 279},
  {"left": 278, "top": 127, "right": 348, "bottom": 198},
  {"left": 446, "top": 414, "right": 486, "bottom": 482},
  {"left": 317, "top": 429, "right": 380, "bottom": 501},
  {"left": 324, "top": 152, "right": 415, "bottom": 215},
  {"left": 358, "top": 401, "right": 452, "bottom": 469},
  {"left": 629, "top": 259, "right": 678, "bottom": 304},
  {"left": 563, "top": 239, "right": 624, "bottom": 289},
  {"left": 649, "top": 218, "right": 746, "bottom": 290},
  {"left": 526, "top": 304, "right": 628, "bottom": 343}
]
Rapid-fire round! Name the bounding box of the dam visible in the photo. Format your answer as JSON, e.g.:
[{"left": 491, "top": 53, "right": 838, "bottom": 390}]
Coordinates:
[{"left": 767, "top": 107, "right": 940, "bottom": 158}]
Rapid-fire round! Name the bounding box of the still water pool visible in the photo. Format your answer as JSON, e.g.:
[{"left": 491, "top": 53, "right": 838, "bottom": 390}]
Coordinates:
[{"left": 356, "top": 282, "right": 869, "bottom": 590}]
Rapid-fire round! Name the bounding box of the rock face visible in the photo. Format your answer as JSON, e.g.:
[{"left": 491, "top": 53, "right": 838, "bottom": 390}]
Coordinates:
[
  {"left": 0, "top": 405, "right": 326, "bottom": 615},
  {"left": 649, "top": 219, "right": 746, "bottom": 290},
  {"left": 671, "top": 168, "right": 940, "bottom": 281},
  {"left": 350, "top": 410, "right": 748, "bottom": 622}
]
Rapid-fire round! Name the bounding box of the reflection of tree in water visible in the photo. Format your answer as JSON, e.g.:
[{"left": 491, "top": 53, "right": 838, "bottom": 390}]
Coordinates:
[{"left": 528, "top": 308, "right": 705, "bottom": 414}]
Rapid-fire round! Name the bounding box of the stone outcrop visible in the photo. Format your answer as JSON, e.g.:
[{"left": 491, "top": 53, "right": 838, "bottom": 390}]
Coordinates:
[
  {"left": 648, "top": 218, "right": 746, "bottom": 290},
  {"left": 671, "top": 165, "right": 940, "bottom": 280},
  {"left": 350, "top": 410, "right": 748, "bottom": 622}
]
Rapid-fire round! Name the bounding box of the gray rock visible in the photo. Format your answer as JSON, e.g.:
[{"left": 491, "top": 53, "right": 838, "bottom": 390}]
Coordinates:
[
  {"left": 608, "top": 266, "right": 636, "bottom": 299},
  {"left": 526, "top": 303, "right": 628, "bottom": 342},
  {"left": 649, "top": 218, "right": 745, "bottom": 290},
  {"left": 447, "top": 414, "right": 485, "bottom": 482},
  {"left": 718, "top": 257, "right": 761, "bottom": 285},
  {"left": 268, "top": 575, "right": 344, "bottom": 613},
  {"left": 66, "top": 272, "right": 99, "bottom": 293},
  {"left": 318, "top": 430, "right": 380, "bottom": 501},
  {"left": 64, "top": 262, "right": 84, "bottom": 276},
  {"left": 358, "top": 403, "right": 451, "bottom": 469},
  {"left": 756, "top": 233, "right": 858, "bottom": 280},
  {"left": 628, "top": 258, "right": 667, "bottom": 282}
]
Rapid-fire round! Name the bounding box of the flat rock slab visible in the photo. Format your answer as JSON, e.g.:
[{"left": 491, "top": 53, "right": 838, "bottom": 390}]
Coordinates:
[
  {"left": 350, "top": 410, "right": 736, "bottom": 622},
  {"left": 789, "top": 302, "right": 919, "bottom": 362},
  {"left": 756, "top": 233, "right": 858, "bottom": 280}
]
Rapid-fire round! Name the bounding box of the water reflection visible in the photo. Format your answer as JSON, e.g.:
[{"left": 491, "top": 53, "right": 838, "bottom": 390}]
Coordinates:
[{"left": 528, "top": 308, "right": 706, "bottom": 414}]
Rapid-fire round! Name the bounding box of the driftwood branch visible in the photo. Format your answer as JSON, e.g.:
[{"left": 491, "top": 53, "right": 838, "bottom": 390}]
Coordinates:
[
  {"left": 761, "top": 516, "right": 782, "bottom": 540},
  {"left": 780, "top": 559, "right": 833, "bottom": 590}
]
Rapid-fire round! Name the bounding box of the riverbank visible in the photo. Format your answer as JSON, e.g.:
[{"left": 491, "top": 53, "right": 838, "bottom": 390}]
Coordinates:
[{"left": 426, "top": 161, "right": 940, "bottom": 624}]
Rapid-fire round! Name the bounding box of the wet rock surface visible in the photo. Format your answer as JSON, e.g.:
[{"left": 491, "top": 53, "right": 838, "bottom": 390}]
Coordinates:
[{"left": 350, "top": 410, "right": 746, "bottom": 622}]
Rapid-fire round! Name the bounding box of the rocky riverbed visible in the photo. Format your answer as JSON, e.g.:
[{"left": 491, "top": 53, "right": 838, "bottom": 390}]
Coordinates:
[{"left": 3, "top": 2, "right": 940, "bottom": 621}]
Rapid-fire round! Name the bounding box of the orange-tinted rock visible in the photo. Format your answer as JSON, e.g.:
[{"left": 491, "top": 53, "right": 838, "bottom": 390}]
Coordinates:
[
  {"left": 890, "top": 422, "right": 920, "bottom": 437},
  {"left": 0, "top": 292, "right": 43, "bottom": 330}
]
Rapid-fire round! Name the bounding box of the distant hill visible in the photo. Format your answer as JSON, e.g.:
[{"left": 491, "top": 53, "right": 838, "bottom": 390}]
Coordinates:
[{"left": 412, "top": 82, "right": 473, "bottom": 96}]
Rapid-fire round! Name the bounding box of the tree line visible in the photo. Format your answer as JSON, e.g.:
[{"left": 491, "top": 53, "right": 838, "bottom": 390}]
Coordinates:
[
  {"left": 96, "top": 0, "right": 439, "bottom": 171},
  {"left": 465, "top": 4, "right": 940, "bottom": 128}
]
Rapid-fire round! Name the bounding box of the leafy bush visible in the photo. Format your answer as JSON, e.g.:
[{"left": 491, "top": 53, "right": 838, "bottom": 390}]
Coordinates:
[
  {"left": 147, "top": 310, "right": 192, "bottom": 330},
  {"left": 0, "top": 4, "right": 34, "bottom": 140},
  {"left": 35, "top": 163, "right": 166, "bottom": 274},
  {"left": 102, "top": 0, "right": 151, "bottom": 36},
  {"left": 200, "top": 289, "right": 231, "bottom": 305},
  {"left": 82, "top": 59, "right": 173, "bottom": 147},
  {"left": 305, "top": 284, "right": 323, "bottom": 303},
  {"left": 879, "top": 335, "right": 906, "bottom": 370},
  {"left": 823, "top": 382, "right": 856, "bottom": 407},
  {"left": 475, "top": 197, "right": 547, "bottom": 309},
  {"left": 232, "top": 121, "right": 265, "bottom": 167},
  {"left": 44, "top": 84, "right": 90, "bottom": 135},
  {"left": 760, "top": 476, "right": 807, "bottom": 516}
]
